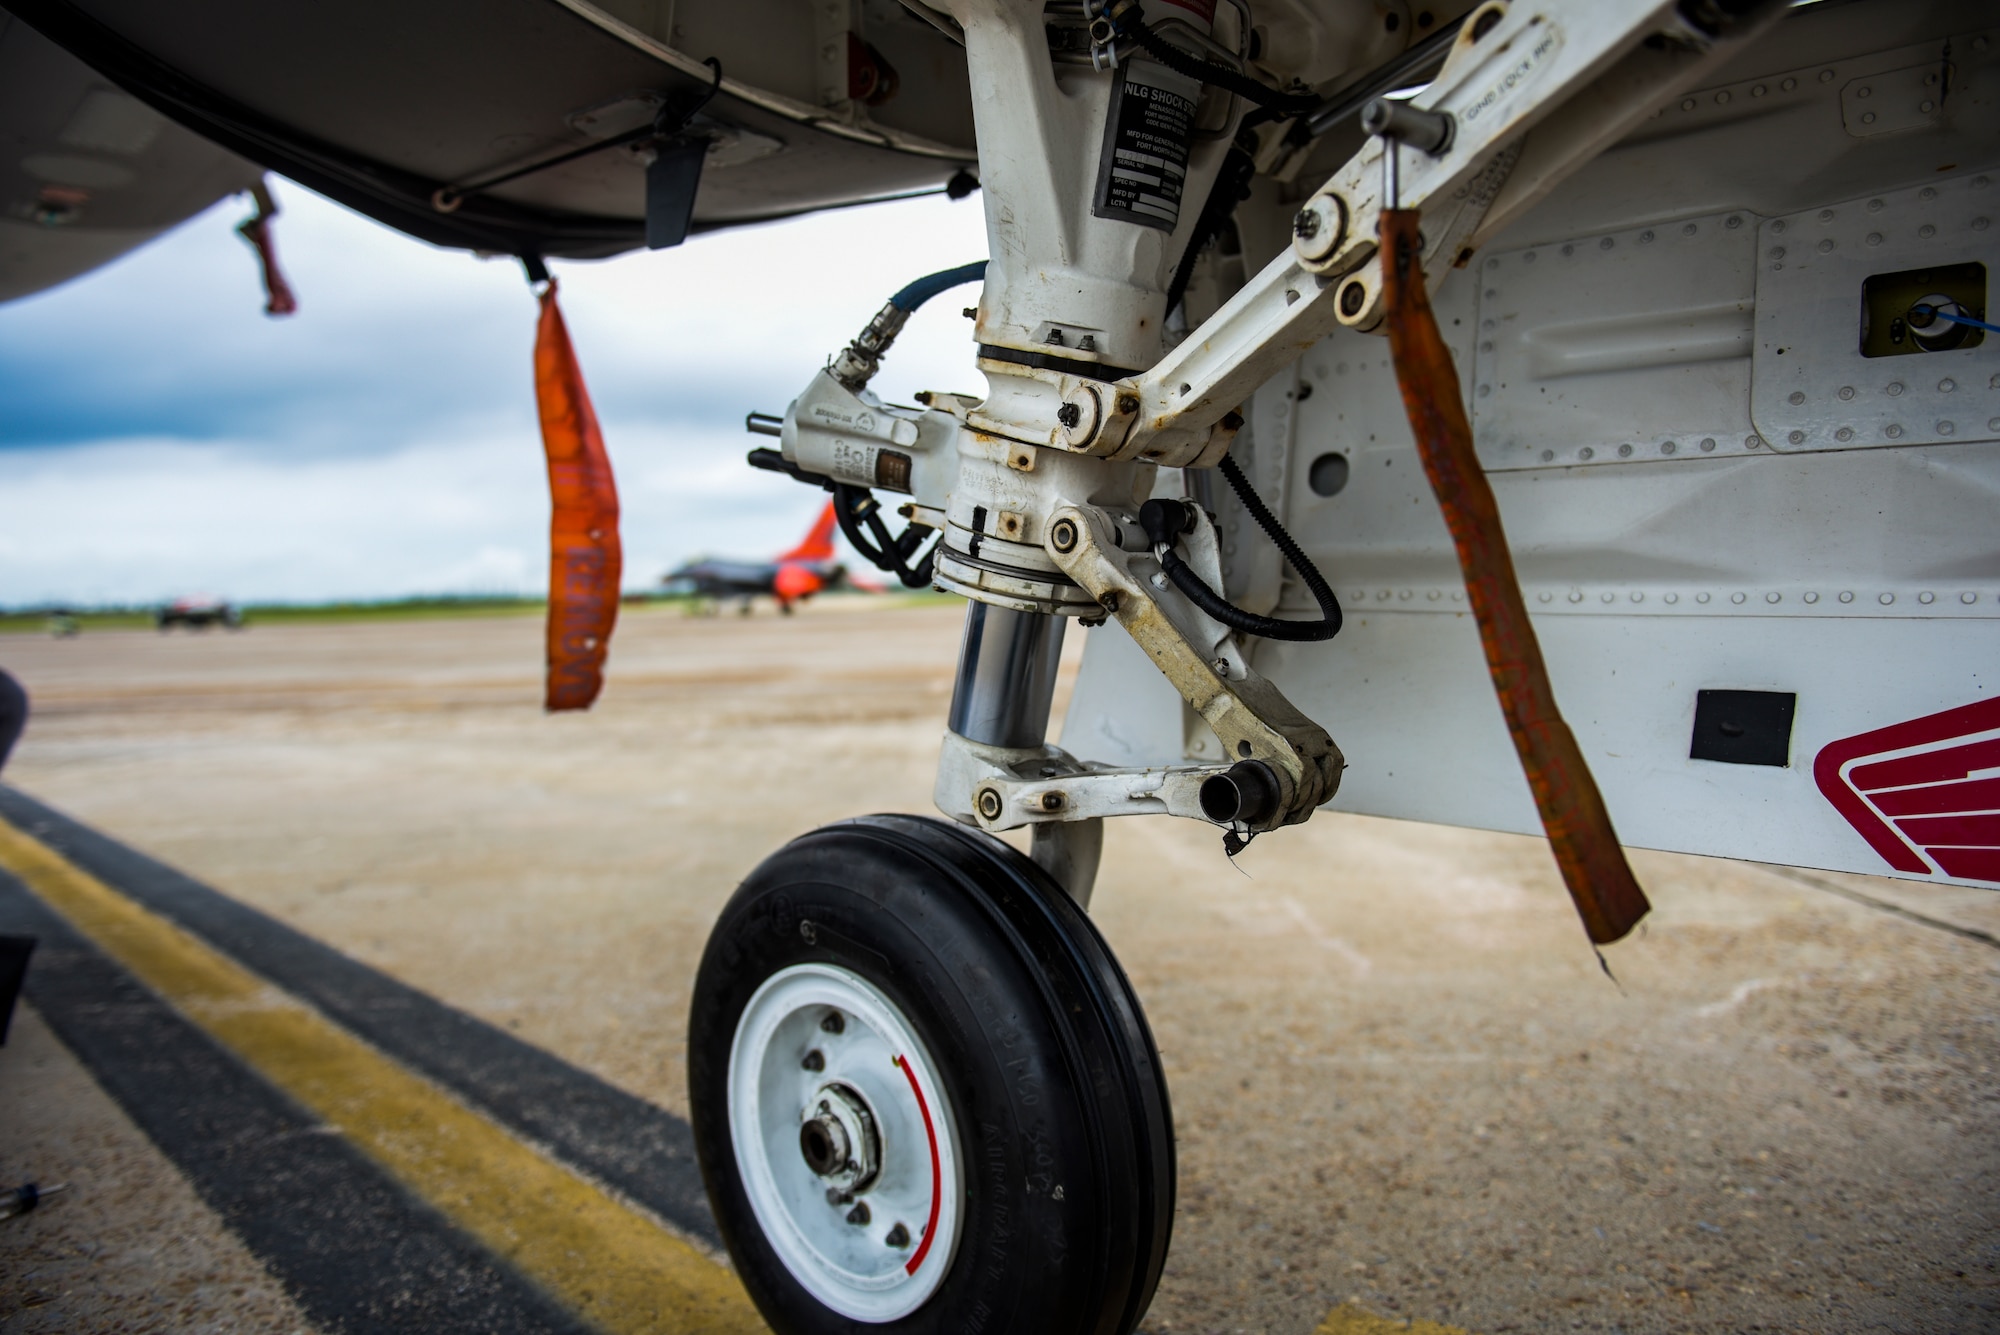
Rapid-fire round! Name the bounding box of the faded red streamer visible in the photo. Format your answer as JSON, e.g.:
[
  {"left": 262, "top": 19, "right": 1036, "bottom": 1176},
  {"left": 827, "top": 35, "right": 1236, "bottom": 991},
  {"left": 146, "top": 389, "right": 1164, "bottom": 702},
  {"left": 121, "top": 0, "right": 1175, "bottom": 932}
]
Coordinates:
[
  {"left": 1378, "top": 208, "right": 1648, "bottom": 947},
  {"left": 534, "top": 280, "right": 621, "bottom": 711},
  {"left": 235, "top": 180, "right": 297, "bottom": 317}
]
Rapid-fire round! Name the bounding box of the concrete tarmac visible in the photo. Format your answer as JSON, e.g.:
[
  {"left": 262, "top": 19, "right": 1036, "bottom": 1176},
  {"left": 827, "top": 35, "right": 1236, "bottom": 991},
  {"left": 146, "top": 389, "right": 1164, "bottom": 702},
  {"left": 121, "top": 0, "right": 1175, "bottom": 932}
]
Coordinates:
[{"left": 1, "top": 601, "right": 1995, "bottom": 1333}]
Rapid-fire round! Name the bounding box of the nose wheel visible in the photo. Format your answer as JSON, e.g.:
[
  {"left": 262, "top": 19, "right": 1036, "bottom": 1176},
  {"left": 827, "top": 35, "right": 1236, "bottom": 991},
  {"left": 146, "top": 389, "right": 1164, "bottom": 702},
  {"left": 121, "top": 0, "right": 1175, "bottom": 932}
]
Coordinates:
[
  {"left": 727, "top": 962, "right": 959, "bottom": 1320},
  {"left": 689, "top": 815, "right": 1174, "bottom": 1333}
]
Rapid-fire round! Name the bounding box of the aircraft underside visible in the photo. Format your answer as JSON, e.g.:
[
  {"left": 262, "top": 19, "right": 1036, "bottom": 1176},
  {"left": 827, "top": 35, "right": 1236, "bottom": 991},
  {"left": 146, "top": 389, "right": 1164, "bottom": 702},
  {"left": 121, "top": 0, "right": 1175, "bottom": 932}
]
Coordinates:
[{"left": 6, "top": 0, "right": 1995, "bottom": 1329}]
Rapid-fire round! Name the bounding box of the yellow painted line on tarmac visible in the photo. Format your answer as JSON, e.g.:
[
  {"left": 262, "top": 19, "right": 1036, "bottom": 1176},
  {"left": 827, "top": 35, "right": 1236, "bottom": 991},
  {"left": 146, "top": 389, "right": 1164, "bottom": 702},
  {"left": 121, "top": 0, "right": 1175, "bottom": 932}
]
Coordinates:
[
  {"left": 1315, "top": 1302, "right": 1471, "bottom": 1335},
  {"left": 0, "top": 818, "right": 765, "bottom": 1335}
]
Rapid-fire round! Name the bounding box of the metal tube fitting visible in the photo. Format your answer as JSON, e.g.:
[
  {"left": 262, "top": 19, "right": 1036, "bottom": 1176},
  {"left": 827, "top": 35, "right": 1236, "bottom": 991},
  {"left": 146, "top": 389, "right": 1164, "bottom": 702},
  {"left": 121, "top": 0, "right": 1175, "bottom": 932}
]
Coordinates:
[
  {"left": 1360, "top": 97, "right": 1454, "bottom": 155},
  {"left": 947, "top": 602, "right": 1067, "bottom": 748},
  {"left": 1198, "top": 760, "right": 1281, "bottom": 826},
  {"left": 831, "top": 301, "right": 913, "bottom": 391}
]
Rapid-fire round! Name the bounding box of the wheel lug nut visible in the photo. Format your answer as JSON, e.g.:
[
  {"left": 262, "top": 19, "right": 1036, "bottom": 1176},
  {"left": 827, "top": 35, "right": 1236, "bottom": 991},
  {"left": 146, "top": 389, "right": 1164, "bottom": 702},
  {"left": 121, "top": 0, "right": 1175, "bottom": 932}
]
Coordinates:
[
  {"left": 802, "top": 1049, "right": 825, "bottom": 1071},
  {"left": 885, "top": 1222, "right": 910, "bottom": 1248},
  {"left": 821, "top": 1011, "right": 845, "bottom": 1034},
  {"left": 845, "top": 1202, "right": 871, "bottom": 1225}
]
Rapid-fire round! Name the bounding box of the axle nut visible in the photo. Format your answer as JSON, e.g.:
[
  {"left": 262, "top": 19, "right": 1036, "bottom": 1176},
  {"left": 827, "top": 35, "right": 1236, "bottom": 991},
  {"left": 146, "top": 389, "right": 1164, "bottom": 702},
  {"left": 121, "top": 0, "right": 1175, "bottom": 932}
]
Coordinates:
[
  {"left": 800, "top": 1115, "right": 851, "bottom": 1177},
  {"left": 975, "top": 787, "right": 1005, "bottom": 821},
  {"left": 1050, "top": 517, "right": 1079, "bottom": 554},
  {"left": 1057, "top": 402, "right": 1082, "bottom": 429}
]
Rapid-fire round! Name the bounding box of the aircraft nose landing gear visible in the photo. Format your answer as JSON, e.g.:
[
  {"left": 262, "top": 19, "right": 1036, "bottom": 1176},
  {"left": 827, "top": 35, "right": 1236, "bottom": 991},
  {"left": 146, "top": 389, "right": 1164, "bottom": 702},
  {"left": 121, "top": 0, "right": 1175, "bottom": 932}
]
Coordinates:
[{"left": 689, "top": 816, "right": 1173, "bottom": 1334}]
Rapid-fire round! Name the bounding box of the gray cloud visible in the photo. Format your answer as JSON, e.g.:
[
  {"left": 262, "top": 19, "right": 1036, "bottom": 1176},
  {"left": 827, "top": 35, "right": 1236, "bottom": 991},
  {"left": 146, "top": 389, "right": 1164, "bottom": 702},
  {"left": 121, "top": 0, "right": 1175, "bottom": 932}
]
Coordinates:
[{"left": 0, "top": 183, "right": 990, "bottom": 603}]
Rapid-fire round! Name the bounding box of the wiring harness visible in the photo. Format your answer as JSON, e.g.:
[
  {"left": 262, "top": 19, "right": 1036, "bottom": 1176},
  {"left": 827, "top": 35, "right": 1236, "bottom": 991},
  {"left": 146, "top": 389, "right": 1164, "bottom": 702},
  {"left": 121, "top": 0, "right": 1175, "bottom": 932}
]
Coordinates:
[
  {"left": 1098, "top": 0, "right": 1316, "bottom": 117},
  {"left": 1141, "top": 454, "right": 1344, "bottom": 642}
]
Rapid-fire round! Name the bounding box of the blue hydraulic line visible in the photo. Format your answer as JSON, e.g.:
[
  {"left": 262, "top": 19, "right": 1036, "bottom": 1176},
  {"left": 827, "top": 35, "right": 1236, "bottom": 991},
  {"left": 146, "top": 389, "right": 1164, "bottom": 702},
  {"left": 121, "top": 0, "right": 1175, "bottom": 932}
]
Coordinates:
[
  {"left": 889, "top": 260, "right": 988, "bottom": 312},
  {"left": 828, "top": 261, "right": 988, "bottom": 393},
  {"left": 1912, "top": 303, "right": 2000, "bottom": 336}
]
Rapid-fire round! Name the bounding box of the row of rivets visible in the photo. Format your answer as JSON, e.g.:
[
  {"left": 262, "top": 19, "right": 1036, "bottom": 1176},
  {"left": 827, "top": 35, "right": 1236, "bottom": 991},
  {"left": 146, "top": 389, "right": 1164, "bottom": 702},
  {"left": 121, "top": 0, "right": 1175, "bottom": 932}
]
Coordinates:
[
  {"left": 1525, "top": 435, "right": 1754, "bottom": 464},
  {"left": 1484, "top": 213, "right": 1741, "bottom": 468},
  {"left": 1768, "top": 181, "right": 1991, "bottom": 270},
  {"left": 1346, "top": 589, "right": 1992, "bottom": 607}
]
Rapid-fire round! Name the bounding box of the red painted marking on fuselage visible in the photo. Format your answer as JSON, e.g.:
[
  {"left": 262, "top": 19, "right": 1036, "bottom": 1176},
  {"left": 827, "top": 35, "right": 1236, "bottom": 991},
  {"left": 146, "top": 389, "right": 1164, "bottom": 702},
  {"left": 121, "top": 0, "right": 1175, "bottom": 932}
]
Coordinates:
[{"left": 1814, "top": 697, "right": 2000, "bottom": 881}]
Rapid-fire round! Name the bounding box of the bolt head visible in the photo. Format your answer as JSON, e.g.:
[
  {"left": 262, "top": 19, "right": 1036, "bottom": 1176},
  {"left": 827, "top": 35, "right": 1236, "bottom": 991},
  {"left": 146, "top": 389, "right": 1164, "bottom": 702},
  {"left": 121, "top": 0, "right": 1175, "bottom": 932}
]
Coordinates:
[
  {"left": 1116, "top": 394, "right": 1140, "bottom": 415},
  {"left": 1291, "top": 196, "right": 1346, "bottom": 263},
  {"left": 1040, "top": 791, "right": 1064, "bottom": 812}
]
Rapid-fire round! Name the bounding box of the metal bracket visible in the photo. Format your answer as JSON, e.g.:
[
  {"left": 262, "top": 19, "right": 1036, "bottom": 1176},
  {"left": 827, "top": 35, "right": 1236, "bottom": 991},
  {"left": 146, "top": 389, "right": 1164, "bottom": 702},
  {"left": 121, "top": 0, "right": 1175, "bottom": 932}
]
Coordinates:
[
  {"left": 1054, "top": 0, "right": 1790, "bottom": 465},
  {"left": 1042, "top": 504, "right": 1342, "bottom": 828},
  {"left": 934, "top": 731, "right": 1235, "bottom": 829}
]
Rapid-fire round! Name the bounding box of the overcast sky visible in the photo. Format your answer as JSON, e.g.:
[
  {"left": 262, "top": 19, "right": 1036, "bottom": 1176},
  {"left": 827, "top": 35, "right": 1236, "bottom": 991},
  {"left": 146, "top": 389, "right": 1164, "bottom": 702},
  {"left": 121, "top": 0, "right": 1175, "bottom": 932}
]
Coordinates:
[{"left": 0, "top": 181, "right": 990, "bottom": 606}]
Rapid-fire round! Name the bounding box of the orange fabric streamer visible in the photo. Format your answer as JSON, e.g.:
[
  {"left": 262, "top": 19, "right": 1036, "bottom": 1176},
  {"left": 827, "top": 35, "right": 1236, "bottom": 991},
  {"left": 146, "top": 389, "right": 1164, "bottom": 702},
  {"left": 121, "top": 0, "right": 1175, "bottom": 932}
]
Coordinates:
[{"left": 533, "top": 280, "right": 622, "bottom": 711}]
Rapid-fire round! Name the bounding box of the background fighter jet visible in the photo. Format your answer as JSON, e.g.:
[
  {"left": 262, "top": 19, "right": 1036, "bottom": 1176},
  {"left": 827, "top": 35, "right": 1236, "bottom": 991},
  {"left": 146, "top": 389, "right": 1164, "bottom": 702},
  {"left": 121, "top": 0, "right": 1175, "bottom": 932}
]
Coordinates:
[{"left": 661, "top": 501, "right": 857, "bottom": 614}]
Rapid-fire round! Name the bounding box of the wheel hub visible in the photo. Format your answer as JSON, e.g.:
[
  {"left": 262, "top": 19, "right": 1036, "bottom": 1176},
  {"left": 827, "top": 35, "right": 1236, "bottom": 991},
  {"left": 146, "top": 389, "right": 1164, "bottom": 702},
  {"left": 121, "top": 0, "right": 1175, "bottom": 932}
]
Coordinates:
[
  {"left": 728, "top": 964, "right": 963, "bottom": 1322},
  {"left": 798, "top": 1081, "right": 879, "bottom": 1194}
]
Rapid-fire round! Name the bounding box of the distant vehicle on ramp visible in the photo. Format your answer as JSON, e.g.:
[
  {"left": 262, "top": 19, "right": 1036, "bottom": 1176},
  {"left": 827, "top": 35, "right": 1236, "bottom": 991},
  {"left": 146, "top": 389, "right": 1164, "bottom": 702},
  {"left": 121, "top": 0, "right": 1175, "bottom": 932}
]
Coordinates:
[
  {"left": 156, "top": 596, "right": 241, "bottom": 630},
  {"left": 663, "top": 502, "right": 860, "bottom": 615}
]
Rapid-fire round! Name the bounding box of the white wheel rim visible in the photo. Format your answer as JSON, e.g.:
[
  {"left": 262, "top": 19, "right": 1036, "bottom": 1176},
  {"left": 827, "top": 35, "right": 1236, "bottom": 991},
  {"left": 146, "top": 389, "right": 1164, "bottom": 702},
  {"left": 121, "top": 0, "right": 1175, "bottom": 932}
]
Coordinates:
[{"left": 728, "top": 963, "right": 963, "bottom": 1322}]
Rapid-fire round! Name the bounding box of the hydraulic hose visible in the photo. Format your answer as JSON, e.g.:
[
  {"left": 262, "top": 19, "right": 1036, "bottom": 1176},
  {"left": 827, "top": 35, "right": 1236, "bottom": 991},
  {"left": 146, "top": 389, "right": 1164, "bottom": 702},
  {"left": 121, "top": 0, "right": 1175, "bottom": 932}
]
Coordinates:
[
  {"left": 835, "top": 260, "right": 987, "bottom": 392},
  {"left": 1140, "top": 455, "right": 1343, "bottom": 642},
  {"left": 889, "top": 260, "right": 989, "bottom": 312}
]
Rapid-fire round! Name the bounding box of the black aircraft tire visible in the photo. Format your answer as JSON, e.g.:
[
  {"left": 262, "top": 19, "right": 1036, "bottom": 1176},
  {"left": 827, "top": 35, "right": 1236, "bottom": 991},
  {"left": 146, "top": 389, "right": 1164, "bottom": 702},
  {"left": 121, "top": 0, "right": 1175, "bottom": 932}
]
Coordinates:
[{"left": 689, "top": 814, "right": 1173, "bottom": 1334}]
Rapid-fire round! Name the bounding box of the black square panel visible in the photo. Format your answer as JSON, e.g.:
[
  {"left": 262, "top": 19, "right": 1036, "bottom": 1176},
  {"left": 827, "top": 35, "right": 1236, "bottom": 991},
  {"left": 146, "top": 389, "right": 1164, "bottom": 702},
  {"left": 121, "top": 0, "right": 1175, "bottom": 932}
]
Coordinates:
[{"left": 1690, "top": 690, "right": 1796, "bottom": 767}]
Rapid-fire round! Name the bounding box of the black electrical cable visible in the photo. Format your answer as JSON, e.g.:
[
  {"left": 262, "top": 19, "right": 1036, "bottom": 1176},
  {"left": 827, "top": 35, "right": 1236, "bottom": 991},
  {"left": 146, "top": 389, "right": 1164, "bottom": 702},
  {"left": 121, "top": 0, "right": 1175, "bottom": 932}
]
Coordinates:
[
  {"left": 746, "top": 452, "right": 937, "bottom": 587},
  {"left": 1159, "top": 18, "right": 1466, "bottom": 322},
  {"left": 833, "top": 484, "right": 937, "bottom": 588},
  {"left": 1164, "top": 127, "right": 1258, "bottom": 319},
  {"left": 1141, "top": 454, "right": 1342, "bottom": 642},
  {"left": 1107, "top": 4, "right": 1317, "bottom": 117}
]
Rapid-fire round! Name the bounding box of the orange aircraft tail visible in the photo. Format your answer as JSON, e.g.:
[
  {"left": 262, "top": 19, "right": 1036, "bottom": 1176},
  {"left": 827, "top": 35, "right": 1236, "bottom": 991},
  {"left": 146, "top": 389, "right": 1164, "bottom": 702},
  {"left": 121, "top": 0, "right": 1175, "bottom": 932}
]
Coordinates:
[{"left": 779, "top": 501, "right": 840, "bottom": 563}]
